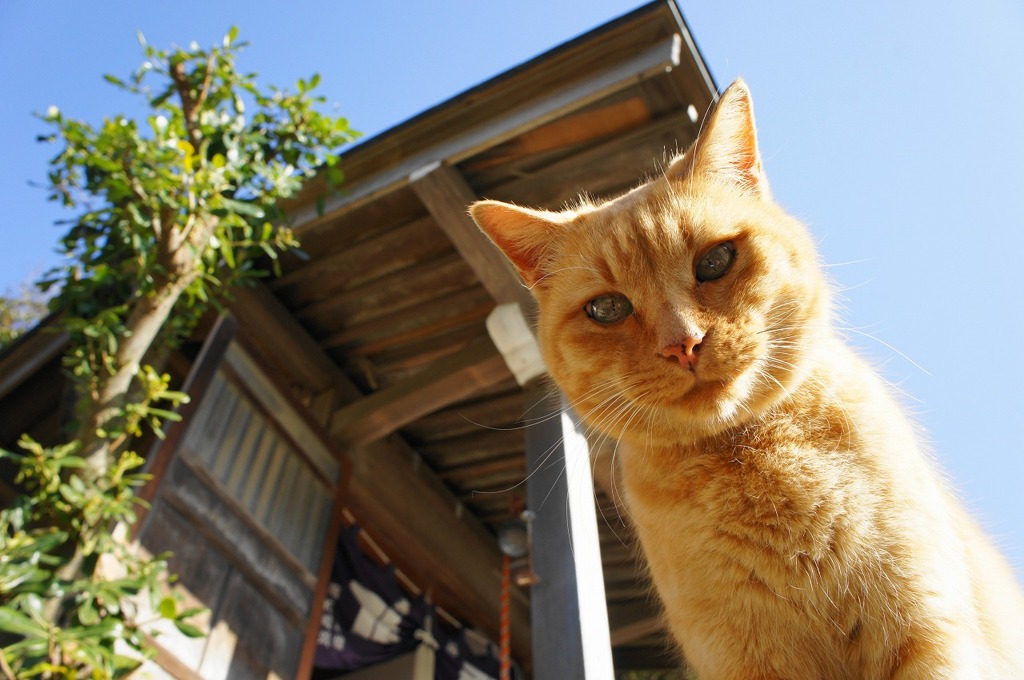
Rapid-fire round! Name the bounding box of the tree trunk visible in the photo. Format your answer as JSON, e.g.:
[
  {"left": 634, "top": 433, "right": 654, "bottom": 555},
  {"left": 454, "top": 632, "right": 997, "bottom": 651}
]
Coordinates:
[{"left": 76, "top": 274, "right": 195, "bottom": 478}]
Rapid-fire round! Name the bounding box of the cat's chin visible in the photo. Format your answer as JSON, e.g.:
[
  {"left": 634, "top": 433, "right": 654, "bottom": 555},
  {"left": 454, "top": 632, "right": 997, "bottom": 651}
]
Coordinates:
[
  {"left": 620, "top": 365, "right": 797, "bottom": 446},
  {"left": 570, "top": 381, "right": 729, "bottom": 448}
]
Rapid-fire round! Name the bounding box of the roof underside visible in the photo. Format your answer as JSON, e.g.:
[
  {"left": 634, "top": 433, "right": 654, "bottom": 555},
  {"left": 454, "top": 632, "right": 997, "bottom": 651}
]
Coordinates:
[{"left": 268, "top": 0, "right": 716, "bottom": 670}]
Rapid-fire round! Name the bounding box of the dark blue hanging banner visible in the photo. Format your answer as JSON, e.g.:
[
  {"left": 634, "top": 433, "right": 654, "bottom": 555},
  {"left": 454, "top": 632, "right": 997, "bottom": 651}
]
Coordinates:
[{"left": 314, "top": 525, "right": 502, "bottom": 679}]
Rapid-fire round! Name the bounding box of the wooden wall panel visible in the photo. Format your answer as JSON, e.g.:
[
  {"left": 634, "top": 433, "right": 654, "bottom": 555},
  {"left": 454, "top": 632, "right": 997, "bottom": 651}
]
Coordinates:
[
  {"left": 198, "top": 571, "right": 304, "bottom": 679},
  {"left": 162, "top": 457, "right": 314, "bottom": 622},
  {"left": 135, "top": 332, "right": 348, "bottom": 679}
]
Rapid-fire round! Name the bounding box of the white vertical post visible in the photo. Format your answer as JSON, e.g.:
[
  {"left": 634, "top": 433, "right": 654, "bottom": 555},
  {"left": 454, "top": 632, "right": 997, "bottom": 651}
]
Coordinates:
[
  {"left": 561, "top": 402, "right": 615, "bottom": 677},
  {"left": 525, "top": 386, "right": 614, "bottom": 680}
]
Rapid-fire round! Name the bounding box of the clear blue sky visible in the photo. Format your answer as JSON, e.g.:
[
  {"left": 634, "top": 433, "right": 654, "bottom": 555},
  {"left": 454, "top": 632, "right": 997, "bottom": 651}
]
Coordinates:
[{"left": 2, "top": 2, "right": 1022, "bottom": 578}]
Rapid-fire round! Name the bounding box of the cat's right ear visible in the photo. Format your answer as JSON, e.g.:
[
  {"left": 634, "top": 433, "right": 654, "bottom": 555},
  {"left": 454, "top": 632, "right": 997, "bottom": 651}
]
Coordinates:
[
  {"left": 668, "top": 78, "right": 771, "bottom": 197},
  {"left": 469, "top": 200, "right": 556, "bottom": 288}
]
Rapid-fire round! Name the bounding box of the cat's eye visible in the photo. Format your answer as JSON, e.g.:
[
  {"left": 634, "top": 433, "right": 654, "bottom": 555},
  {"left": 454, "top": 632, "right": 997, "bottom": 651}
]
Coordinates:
[
  {"left": 695, "top": 241, "right": 736, "bottom": 282},
  {"left": 584, "top": 294, "right": 633, "bottom": 324}
]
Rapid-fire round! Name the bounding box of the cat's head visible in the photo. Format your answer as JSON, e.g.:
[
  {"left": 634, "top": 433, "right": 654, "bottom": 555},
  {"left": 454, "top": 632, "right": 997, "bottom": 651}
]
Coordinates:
[{"left": 471, "top": 79, "right": 831, "bottom": 445}]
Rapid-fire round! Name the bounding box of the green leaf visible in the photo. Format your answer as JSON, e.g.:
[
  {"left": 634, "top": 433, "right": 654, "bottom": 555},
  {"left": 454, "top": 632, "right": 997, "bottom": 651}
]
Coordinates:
[
  {"left": 177, "top": 607, "right": 208, "bottom": 619},
  {"left": 0, "top": 564, "right": 51, "bottom": 591},
  {"left": 177, "top": 139, "right": 195, "bottom": 172},
  {"left": 220, "top": 237, "right": 236, "bottom": 269},
  {"left": 224, "top": 25, "right": 239, "bottom": 47},
  {"left": 158, "top": 596, "right": 177, "bottom": 619},
  {"left": 327, "top": 166, "right": 345, "bottom": 187},
  {"left": 78, "top": 598, "right": 100, "bottom": 625},
  {"left": 103, "top": 74, "right": 126, "bottom": 87},
  {"left": 146, "top": 407, "right": 182, "bottom": 421},
  {"left": 0, "top": 605, "right": 47, "bottom": 638},
  {"left": 150, "top": 87, "right": 174, "bottom": 107},
  {"left": 28, "top": 530, "right": 70, "bottom": 555},
  {"left": 173, "top": 620, "right": 205, "bottom": 638},
  {"left": 61, "top": 619, "right": 119, "bottom": 640},
  {"left": 1, "top": 636, "right": 50, "bottom": 659},
  {"left": 220, "top": 197, "right": 264, "bottom": 218}
]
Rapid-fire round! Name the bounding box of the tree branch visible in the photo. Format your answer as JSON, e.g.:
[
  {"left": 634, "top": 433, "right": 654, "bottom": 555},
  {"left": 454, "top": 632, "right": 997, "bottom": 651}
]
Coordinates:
[
  {"left": 192, "top": 52, "right": 216, "bottom": 115},
  {"left": 170, "top": 60, "right": 201, "bottom": 149}
]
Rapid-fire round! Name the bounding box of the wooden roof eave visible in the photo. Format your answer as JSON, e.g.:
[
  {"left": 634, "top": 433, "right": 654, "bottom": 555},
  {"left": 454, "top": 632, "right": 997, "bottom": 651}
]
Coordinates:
[
  {"left": 0, "top": 315, "right": 68, "bottom": 403},
  {"left": 285, "top": 0, "right": 716, "bottom": 231}
]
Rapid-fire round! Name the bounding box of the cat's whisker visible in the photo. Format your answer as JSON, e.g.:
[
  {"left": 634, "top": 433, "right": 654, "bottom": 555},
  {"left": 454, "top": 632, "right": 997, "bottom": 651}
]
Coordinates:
[
  {"left": 596, "top": 405, "right": 650, "bottom": 543},
  {"left": 470, "top": 421, "right": 571, "bottom": 498},
  {"left": 820, "top": 258, "right": 872, "bottom": 268},
  {"left": 563, "top": 386, "right": 650, "bottom": 559},
  {"left": 763, "top": 329, "right": 929, "bottom": 411},
  {"left": 832, "top": 277, "right": 875, "bottom": 294},
  {"left": 530, "top": 264, "right": 604, "bottom": 290},
  {"left": 760, "top": 322, "right": 932, "bottom": 377},
  {"left": 457, "top": 384, "right": 569, "bottom": 434}
]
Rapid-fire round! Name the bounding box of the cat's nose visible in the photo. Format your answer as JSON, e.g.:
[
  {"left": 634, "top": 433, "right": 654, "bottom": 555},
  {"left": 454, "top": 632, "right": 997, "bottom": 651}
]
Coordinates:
[{"left": 661, "top": 334, "right": 703, "bottom": 369}]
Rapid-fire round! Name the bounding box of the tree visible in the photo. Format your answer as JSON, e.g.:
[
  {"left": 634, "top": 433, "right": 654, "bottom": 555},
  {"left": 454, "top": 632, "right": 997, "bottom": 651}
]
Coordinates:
[{"left": 0, "top": 28, "right": 357, "bottom": 677}]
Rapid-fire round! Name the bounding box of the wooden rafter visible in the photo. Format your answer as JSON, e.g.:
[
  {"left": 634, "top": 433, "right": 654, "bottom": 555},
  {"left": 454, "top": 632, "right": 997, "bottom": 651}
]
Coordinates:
[{"left": 465, "top": 96, "right": 652, "bottom": 171}]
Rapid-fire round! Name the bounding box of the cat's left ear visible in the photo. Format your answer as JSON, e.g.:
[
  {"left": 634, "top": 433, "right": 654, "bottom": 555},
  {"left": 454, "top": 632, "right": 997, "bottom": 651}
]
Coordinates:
[
  {"left": 670, "top": 78, "right": 770, "bottom": 197},
  {"left": 469, "top": 200, "right": 559, "bottom": 289}
]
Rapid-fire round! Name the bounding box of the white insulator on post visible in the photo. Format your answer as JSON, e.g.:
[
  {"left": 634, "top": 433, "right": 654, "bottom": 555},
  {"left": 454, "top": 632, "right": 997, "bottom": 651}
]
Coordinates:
[{"left": 485, "top": 303, "right": 546, "bottom": 386}]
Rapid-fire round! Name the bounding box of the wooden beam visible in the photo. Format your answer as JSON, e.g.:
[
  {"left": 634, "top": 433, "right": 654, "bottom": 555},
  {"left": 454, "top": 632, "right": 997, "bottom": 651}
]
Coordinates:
[
  {"left": 329, "top": 335, "right": 512, "bottom": 447},
  {"left": 410, "top": 162, "right": 535, "bottom": 312},
  {"left": 483, "top": 108, "right": 699, "bottom": 209},
  {"left": 608, "top": 599, "right": 664, "bottom": 646},
  {"left": 525, "top": 386, "right": 614, "bottom": 680},
  {"left": 230, "top": 284, "right": 341, "bottom": 396},
  {"left": 464, "top": 96, "right": 652, "bottom": 171}
]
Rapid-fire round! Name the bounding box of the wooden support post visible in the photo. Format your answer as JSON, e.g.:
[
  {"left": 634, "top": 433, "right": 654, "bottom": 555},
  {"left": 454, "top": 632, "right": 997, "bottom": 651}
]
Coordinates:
[{"left": 525, "top": 386, "right": 614, "bottom": 680}]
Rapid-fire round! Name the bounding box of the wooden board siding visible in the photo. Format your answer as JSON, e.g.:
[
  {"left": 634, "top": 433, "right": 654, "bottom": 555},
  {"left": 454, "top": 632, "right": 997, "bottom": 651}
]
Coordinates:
[{"left": 136, "top": 336, "right": 348, "bottom": 679}]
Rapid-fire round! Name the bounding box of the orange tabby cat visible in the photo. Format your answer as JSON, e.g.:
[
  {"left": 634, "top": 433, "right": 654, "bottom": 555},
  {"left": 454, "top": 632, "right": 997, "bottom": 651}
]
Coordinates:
[{"left": 471, "top": 79, "right": 1024, "bottom": 679}]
